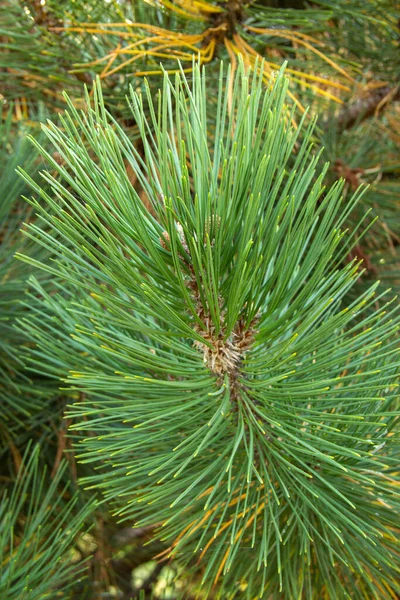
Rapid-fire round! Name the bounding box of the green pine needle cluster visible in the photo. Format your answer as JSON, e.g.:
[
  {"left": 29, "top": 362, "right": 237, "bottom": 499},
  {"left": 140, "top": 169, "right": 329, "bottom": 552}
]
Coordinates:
[
  {"left": 0, "top": 444, "right": 94, "bottom": 599},
  {"left": 15, "top": 62, "right": 400, "bottom": 599},
  {"left": 0, "top": 104, "right": 57, "bottom": 432}
]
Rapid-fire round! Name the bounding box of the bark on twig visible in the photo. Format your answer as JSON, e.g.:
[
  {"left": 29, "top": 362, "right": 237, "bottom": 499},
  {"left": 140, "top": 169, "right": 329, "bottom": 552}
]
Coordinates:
[{"left": 327, "top": 85, "right": 400, "bottom": 132}]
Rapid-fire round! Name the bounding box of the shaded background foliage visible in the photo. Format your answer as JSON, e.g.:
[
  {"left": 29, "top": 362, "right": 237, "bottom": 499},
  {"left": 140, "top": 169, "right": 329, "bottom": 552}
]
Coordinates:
[{"left": 0, "top": 1, "right": 399, "bottom": 599}]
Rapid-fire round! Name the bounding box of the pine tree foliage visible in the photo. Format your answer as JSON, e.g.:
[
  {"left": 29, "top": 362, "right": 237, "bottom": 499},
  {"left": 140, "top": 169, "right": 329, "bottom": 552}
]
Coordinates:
[
  {"left": 1, "top": 0, "right": 399, "bottom": 596},
  {"left": 17, "top": 63, "right": 400, "bottom": 599},
  {"left": 52, "top": 0, "right": 400, "bottom": 107},
  {"left": 0, "top": 0, "right": 130, "bottom": 113},
  {"left": 317, "top": 111, "right": 400, "bottom": 270},
  {"left": 2, "top": 0, "right": 399, "bottom": 113},
  {"left": 313, "top": 99, "right": 400, "bottom": 299},
  {"left": 0, "top": 103, "right": 57, "bottom": 432},
  {"left": 0, "top": 444, "right": 94, "bottom": 599},
  {"left": 0, "top": 1, "right": 78, "bottom": 109},
  {"left": 2, "top": 0, "right": 398, "bottom": 296}
]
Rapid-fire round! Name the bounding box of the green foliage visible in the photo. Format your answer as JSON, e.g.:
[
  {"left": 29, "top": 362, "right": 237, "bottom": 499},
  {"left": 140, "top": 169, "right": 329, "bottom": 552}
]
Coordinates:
[
  {"left": 2, "top": 0, "right": 399, "bottom": 115},
  {"left": 310, "top": 0, "right": 400, "bottom": 80},
  {"left": 1, "top": 1, "right": 399, "bottom": 597},
  {"left": 315, "top": 105, "right": 400, "bottom": 302},
  {"left": 0, "top": 1, "right": 77, "bottom": 109},
  {"left": 0, "top": 103, "right": 57, "bottom": 432},
  {"left": 0, "top": 0, "right": 133, "bottom": 114},
  {"left": 16, "top": 62, "right": 400, "bottom": 599},
  {"left": 0, "top": 444, "right": 94, "bottom": 599},
  {"left": 320, "top": 112, "right": 400, "bottom": 246}
]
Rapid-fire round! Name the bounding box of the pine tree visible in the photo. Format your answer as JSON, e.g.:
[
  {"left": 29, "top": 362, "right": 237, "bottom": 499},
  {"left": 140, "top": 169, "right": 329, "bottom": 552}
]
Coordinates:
[{"left": 1, "top": 1, "right": 399, "bottom": 598}]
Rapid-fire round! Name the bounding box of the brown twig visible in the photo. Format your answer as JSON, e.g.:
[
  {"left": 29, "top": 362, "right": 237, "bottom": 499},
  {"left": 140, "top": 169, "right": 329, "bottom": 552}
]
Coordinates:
[{"left": 331, "top": 85, "right": 400, "bottom": 132}]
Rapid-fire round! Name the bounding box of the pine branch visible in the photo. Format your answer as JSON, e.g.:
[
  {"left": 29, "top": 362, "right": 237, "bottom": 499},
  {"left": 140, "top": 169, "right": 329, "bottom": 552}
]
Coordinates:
[{"left": 15, "top": 62, "right": 400, "bottom": 599}]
